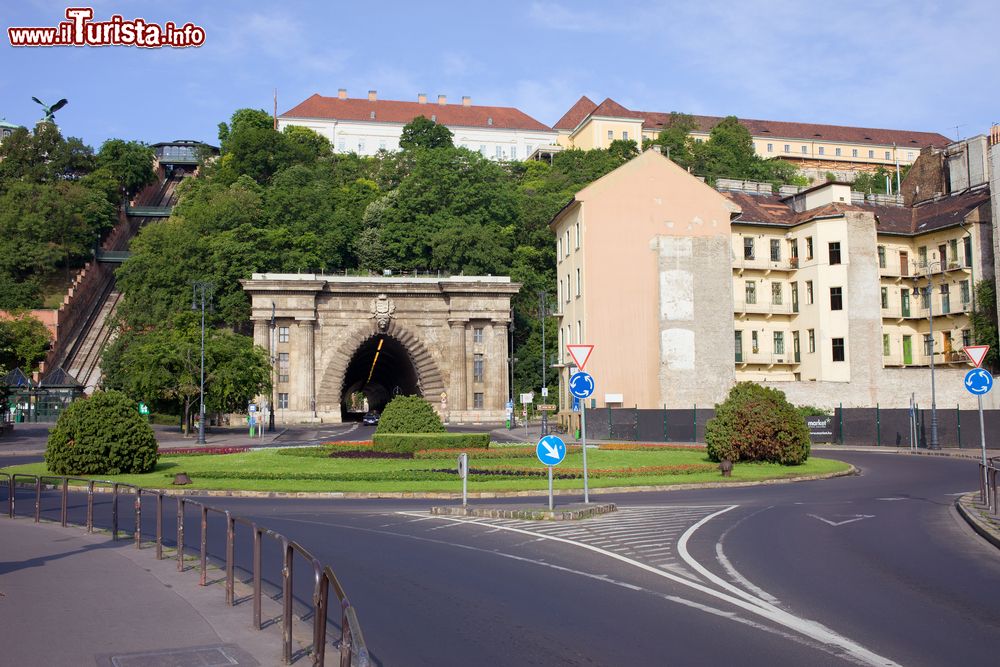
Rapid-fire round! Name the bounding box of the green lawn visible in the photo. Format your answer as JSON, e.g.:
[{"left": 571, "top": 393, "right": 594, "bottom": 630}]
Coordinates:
[{"left": 1, "top": 445, "right": 851, "bottom": 494}]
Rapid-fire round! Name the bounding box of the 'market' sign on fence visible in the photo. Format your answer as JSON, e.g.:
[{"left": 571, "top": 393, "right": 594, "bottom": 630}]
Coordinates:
[{"left": 806, "top": 416, "right": 836, "bottom": 443}]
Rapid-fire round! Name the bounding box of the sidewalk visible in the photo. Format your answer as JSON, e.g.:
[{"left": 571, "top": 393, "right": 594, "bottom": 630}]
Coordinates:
[{"left": 0, "top": 518, "right": 283, "bottom": 666}]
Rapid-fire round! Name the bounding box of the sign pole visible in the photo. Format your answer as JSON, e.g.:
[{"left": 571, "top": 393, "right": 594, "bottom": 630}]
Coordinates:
[
  {"left": 581, "top": 405, "right": 589, "bottom": 504},
  {"left": 979, "top": 393, "right": 987, "bottom": 492},
  {"left": 548, "top": 466, "right": 554, "bottom": 511}
]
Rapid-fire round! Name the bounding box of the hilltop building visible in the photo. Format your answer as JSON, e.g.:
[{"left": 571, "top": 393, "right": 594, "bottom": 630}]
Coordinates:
[
  {"left": 0, "top": 119, "right": 24, "bottom": 144},
  {"left": 278, "top": 90, "right": 557, "bottom": 161}
]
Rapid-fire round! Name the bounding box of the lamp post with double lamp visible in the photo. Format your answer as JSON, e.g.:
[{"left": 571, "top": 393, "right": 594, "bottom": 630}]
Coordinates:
[
  {"left": 192, "top": 281, "right": 214, "bottom": 445},
  {"left": 913, "top": 263, "right": 942, "bottom": 450},
  {"left": 538, "top": 290, "right": 550, "bottom": 436}
]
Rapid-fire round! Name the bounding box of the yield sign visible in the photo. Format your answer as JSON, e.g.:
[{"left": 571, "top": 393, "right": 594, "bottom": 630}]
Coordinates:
[
  {"left": 566, "top": 344, "right": 594, "bottom": 370},
  {"left": 963, "top": 345, "right": 990, "bottom": 368}
]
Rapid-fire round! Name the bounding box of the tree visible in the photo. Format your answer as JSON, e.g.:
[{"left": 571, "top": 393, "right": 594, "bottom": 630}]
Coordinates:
[
  {"left": 971, "top": 280, "right": 1000, "bottom": 371},
  {"left": 705, "top": 382, "right": 810, "bottom": 465},
  {"left": 0, "top": 123, "right": 95, "bottom": 185},
  {"left": 608, "top": 139, "right": 639, "bottom": 161},
  {"left": 0, "top": 312, "right": 51, "bottom": 372},
  {"left": 96, "top": 139, "right": 156, "bottom": 199},
  {"left": 399, "top": 116, "right": 454, "bottom": 151},
  {"left": 647, "top": 112, "right": 698, "bottom": 167}
]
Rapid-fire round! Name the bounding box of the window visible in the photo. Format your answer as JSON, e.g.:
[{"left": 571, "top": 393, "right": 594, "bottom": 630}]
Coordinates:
[
  {"left": 735, "top": 331, "right": 743, "bottom": 362},
  {"left": 949, "top": 239, "right": 958, "bottom": 264},
  {"left": 852, "top": 148, "right": 858, "bottom": 157},
  {"left": 961, "top": 280, "right": 970, "bottom": 304},
  {"left": 511, "top": 147, "right": 517, "bottom": 160},
  {"left": 557, "top": 278, "right": 562, "bottom": 303},
  {"left": 885, "top": 151, "right": 891, "bottom": 160},
  {"left": 623, "top": 131, "right": 629, "bottom": 141},
  {"left": 829, "top": 241, "right": 841, "bottom": 265},
  {"left": 744, "top": 237, "right": 755, "bottom": 260},
  {"left": 751, "top": 330, "right": 759, "bottom": 353},
  {"left": 908, "top": 151, "right": 914, "bottom": 160},
  {"left": 557, "top": 237, "right": 561, "bottom": 259},
  {"left": 832, "top": 338, "right": 845, "bottom": 362},
  {"left": 496, "top": 146, "right": 502, "bottom": 159},
  {"left": 379, "top": 140, "right": 386, "bottom": 150},
  {"left": 473, "top": 327, "right": 484, "bottom": 344},
  {"left": 278, "top": 393, "right": 288, "bottom": 409},
  {"left": 473, "top": 392, "right": 484, "bottom": 409},
  {"left": 964, "top": 236, "right": 973, "bottom": 266},
  {"left": 564, "top": 231, "right": 570, "bottom": 257},
  {"left": 770, "top": 239, "right": 781, "bottom": 262},
  {"left": 830, "top": 287, "right": 843, "bottom": 310},
  {"left": 963, "top": 329, "right": 972, "bottom": 347},
  {"left": 918, "top": 246, "right": 927, "bottom": 267},
  {"left": 771, "top": 282, "right": 782, "bottom": 305},
  {"left": 835, "top": 147, "right": 841, "bottom": 157},
  {"left": 576, "top": 268, "right": 581, "bottom": 297},
  {"left": 338, "top": 139, "right": 346, "bottom": 152},
  {"left": 806, "top": 280, "right": 814, "bottom": 304},
  {"left": 818, "top": 146, "right": 825, "bottom": 156},
  {"left": 940, "top": 284, "right": 950, "bottom": 314},
  {"left": 608, "top": 130, "right": 613, "bottom": 140},
  {"left": 767, "top": 143, "right": 773, "bottom": 152},
  {"left": 576, "top": 320, "right": 582, "bottom": 343},
  {"left": 278, "top": 352, "right": 289, "bottom": 383},
  {"left": 808, "top": 329, "right": 816, "bottom": 353},
  {"left": 575, "top": 222, "right": 580, "bottom": 249},
  {"left": 745, "top": 281, "right": 757, "bottom": 305},
  {"left": 791, "top": 282, "right": 799, "bottom": 312},
  {"left": 473, "top": 354, "right": 484, "bottom": 382},
  {"left": 479, "top": 144, "right": 486, "bottom": 155},
  {"left": 801, "top": 145, "right": 808, "bottom": 154},
  {"left": 773, "top": 331, "right": 785, "bottom": 355},
  {"left": 278, "top": 327, "right": 289, "bottom": 343},
  {"left": 881, "top": 287, "right": 888, "bottom": 309},
  {"left": 806, "top": 237, "right": 814, "bottom": 260},
  {"left": 868, "top": 150, "right": 874, "bottom": 158},
  {"left": 883, "top": 334, "right": 890, "bottom": 356},
  {"left": 565, "top": 275, "right": 570, "bottom": 303},
  {"left": 358, "top": 140, "right": 365, "bottom": 153},
  {"left": 784, "top": 144, "right": 790, "bottom": 153},
  {"left": 877, "top": 245, "right": 886, "bottom": 268},
  {"left": 923, "top": 334, "right": 933, "bottom": 357}
]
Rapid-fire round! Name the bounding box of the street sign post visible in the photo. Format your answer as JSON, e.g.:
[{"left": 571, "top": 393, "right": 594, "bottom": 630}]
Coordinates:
[
  {"left": 536, "top": 435, "right": 566, "bottom": 510},
  {"left": 569, "top": 369, "right": 595, "bottom": 504},
  {"left": 963, "top": 345, "right": 992, "bottom": 484},
  {"left": 457, "top": 452, "right": 469, "bottom": 507}
]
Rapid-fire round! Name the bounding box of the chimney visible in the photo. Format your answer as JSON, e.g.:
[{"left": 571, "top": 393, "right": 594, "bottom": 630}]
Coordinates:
[
  {"left": 462, "top": 96, "right": 472, "bottom": 107},
  {"left": 368, "top": 90, "right": 377, "bottom": 102},
  {"left": 991, "top": 124, "right": 1000, "bottom": 147},
  {"left": 437, "top": 94, "right": 447, "bottom": 106},
  {"left": 418, "top": 93, "right": 427, "bottom": 104},
  {"left": 338, "top": 88, "right": 347, "bottom": 100}
]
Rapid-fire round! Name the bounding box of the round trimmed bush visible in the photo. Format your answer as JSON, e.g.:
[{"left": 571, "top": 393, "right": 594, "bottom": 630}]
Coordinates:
[
  {"left": 375, "top": 395, "right": 445, "bottom": 435},
  {"left": 705, "top": 382, "right": 810, "bottom": 465},
  {"left": 45, "top": 390, "right": 159, "bottom": 475}
]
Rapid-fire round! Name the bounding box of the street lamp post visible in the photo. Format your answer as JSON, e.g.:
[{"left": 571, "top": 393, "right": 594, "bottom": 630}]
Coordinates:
[
  {"left": 192, "top": 281, "right": 214, "bottom": 445},
  {"left": 268, "top": 302, "right": 276, "bottom": 433},
  {"left": 538, "top": 290, "right": 548, "bottom": 436},
  {"left": 913, "top": 264, "right": 941, "bottom": 450}
]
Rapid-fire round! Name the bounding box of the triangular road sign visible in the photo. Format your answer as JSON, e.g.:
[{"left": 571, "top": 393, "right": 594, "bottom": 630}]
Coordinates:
[
  {"left": 963, "top": 345, "right": 990, "bottom": 368},
  {"left": 566, "top": 344, "right": 594, "bottom": 371}
]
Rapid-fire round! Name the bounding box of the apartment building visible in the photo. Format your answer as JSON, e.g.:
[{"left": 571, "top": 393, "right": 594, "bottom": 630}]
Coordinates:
[
  {"left": 552, "top": 96, "right": 951, "bottom": 181},
  {"left": 550, "top": 147, "right": 996, "bottom": 411},
  {"left": 278, "top": 90, "right": 557, "bottom": 161}
]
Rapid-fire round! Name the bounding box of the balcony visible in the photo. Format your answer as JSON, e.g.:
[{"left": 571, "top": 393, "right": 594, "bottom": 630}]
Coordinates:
[
  {"left": 733, "top": 300, "right": 796, "bottom": 317},
  {"left": 884, "top": 350, "right": 973, "bottom": 367},
  {"left": 734, "top": 257, "right": 799, "bottom": 275},
  {"left": 735, "top": 350, "right": 799, "bottom": 367}
]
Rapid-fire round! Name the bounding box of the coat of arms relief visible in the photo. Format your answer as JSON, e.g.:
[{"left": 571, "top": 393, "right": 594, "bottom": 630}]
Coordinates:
[{"left": 371, "top": 294, "right": 396, "bottom": 330}]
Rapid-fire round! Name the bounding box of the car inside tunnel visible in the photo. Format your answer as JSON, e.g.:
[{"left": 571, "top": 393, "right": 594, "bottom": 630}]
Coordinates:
[{"left": 340, "top": 334, "right": 420, "bottom": 418}]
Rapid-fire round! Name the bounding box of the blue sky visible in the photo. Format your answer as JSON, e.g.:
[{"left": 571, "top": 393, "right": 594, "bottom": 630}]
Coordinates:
[{"left": 2, "top": 1, "right": 996, "bottom": 149}]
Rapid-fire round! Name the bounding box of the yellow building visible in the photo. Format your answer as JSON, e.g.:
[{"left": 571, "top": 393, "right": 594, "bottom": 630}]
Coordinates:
[
  {"left": 549, "top": 148, "right": 995, "bottom": 412},
  {"left": 552, "top": 96, "right": 951, "bottom": 181}
]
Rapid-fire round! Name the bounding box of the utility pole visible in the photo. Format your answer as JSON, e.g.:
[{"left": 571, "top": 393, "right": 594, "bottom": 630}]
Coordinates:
[
  {"left": 191, "top": 281, "right": 214, "bottom": 445},
  {"left": 539, "top": 290, "right": 548, "bottom": 436},
  {"left": 268, "top": 301, "right": 276, "bottom": 432}
]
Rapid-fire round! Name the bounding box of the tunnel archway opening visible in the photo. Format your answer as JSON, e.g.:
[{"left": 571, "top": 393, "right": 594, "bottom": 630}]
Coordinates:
[{"left": 340, "top": 334, "right": 420, "bottom": 419}]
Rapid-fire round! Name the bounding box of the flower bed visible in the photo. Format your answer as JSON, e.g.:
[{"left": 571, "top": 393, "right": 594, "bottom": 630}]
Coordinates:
[{"left": 161, "top": 446, "right": 251, "bottom": 457}]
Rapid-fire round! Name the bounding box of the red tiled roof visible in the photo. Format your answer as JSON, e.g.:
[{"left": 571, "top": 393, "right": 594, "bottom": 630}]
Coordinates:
[
  {"left": 281, "top": 94, "right": 552, "bottom": 132},
  {"left": 552, "top": 96, "right": 597, "bottom": 130},
  {"left": 569, "top": 97, "right": 951, "bottom": 149}
]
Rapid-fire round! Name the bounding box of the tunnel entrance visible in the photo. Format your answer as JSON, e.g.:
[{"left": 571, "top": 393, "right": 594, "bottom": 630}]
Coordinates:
[{"left": 340, "top": 334, "right": 420, "bottom": 418}]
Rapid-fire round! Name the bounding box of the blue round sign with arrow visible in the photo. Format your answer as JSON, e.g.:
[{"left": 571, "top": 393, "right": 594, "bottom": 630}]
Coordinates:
[
  {"left": 569, "top": 371, "right": 595, "bottom": 399},
  {"left": 536, "top": 435, "right": 567, "bottom": 466},
  {"left": 964, "top": 368, "right": 993, "bottom": 395}
]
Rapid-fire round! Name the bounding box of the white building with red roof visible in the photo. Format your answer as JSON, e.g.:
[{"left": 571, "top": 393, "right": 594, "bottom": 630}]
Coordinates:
[{"left": 278, "top": 89, "right": 558, "bottom": 160}]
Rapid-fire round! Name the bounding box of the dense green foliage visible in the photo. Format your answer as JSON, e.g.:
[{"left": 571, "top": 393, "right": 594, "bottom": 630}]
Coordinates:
[
  {"left": 375, "top": 395, "right": 446, "bottom": 434},
  {"left": 96, "top": 139, "right": 156, "bottom": 198},
  {"left": 705, "top": 382, "right": 811, "bottom": 465},
  {"left": 373, "top": 432, "right": 491, "bottom": 453},
  {"left": 44, "top": 390, "right": 158, "bottom": 475},
  {"left": 0, "top": 312, "right": 51, "bottom": 373},
  {"left": 398, "top": 116, "right": 454, "bottom": 150},
  {"left": 971, "top": 280, "right": 999, "bottom": 371}
]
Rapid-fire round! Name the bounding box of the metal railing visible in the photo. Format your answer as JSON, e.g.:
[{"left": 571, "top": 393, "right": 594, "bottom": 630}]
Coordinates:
[
  {"left": 979, "top": 457, "right": 999, "bottom": 516},
  {"left": 0, "top": 473, "right": 369, "bottom": 666}
]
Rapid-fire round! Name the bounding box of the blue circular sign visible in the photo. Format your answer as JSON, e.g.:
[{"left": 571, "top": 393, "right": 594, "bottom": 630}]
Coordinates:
[
  {"left": 536, "top": 435, "right": 567, "bottom": 466},
  {"left": 569, "top": 371, "right": 595, "bottom": 399},
  {"left": 964, "top": 368, "right": 993, "bottom": 395}
]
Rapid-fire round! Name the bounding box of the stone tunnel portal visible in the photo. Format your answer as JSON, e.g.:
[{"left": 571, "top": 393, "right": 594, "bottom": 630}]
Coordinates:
[{"left": 340, "top": 334, "right": 420, "bottom": 417}]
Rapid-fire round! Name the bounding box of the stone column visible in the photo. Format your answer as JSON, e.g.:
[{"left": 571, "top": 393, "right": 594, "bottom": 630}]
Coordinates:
[
  {"left": 449, "top": 319, "right": 468, "bottom": 410},
  {"left": 297, "top": 320, "right": 316, "bottom": 417},
  {"left": 494, "top": 321, "right": 509, "bottom": 412}
]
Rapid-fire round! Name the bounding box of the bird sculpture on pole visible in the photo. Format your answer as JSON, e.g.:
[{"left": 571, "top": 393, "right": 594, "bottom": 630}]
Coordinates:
[{"left": 31, "top": 97, "right": 68, "bottom": 123}]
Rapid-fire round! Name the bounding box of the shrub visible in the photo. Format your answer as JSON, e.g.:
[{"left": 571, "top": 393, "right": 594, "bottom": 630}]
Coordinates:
[
  {"left": 373, "top": 432, "right": 490, "bottom": 453},
  {"left": 375, "top": 395, "right": 445, "bottom": 434},
  {"left": 45, "top": 390, "right": 159, "bottom": 475},
  {"left": 705, "top": 382, "right": 810, "bottom": 465}
]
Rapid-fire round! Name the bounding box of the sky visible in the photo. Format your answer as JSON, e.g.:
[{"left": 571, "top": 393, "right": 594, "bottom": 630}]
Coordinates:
[{"left": 2, "top": 1, "right": 997, "bottom": 149}]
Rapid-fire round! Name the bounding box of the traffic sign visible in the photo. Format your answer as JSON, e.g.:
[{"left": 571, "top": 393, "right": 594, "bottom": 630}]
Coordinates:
[
  {"left": 964, "top": 345, "right": 990, "bottom": 368},
  {"left": 248, "top": 403, "right": 257, "bottom": 412},
  {"left": 536, "top": 435, "right": 567, "bottom": 465},
  {"left": 506, "top": 400, "right": 514, "bottom": 410},
  {"left": 964, "top": 368, "right": 993, "bottom": 395},
  {"left": 572, "top": 397, "right": 580, "bottom": 412},
  {"left": 138, "top": 402, "right": 149, "bottom": 416},
  {"left": 569, "top": 371, "right": 595, "bottom": 399},
  {"left": 566, "top": 344, "right": 594, "bottom": 371},
  {"left": 538, "top": 404, "right": 557, "bottom": 411}
]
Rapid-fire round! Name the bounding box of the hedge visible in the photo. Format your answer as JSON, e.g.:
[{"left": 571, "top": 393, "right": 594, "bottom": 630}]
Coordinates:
[{"left": 373, "top": 432, "right": 490, "bottom": 453}]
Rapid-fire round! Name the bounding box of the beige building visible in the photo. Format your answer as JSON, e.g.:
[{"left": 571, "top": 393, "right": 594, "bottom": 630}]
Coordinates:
[
  {"left": 550, "top": 148, "right": 997, "bottom": 412},
  {"left": 551, "top": 96, "right": 951, "bottom": 181},
  {"left": 241, "top": 274, "right": 519, "bottom": 423}
]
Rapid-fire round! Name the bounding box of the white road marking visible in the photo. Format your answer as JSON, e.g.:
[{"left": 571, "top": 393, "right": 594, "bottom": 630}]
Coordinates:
[
  {"left": 875, "top": 498, "right": 907, "bottom": 502},
  {"left": 715, "top": 542, "right": 780, "bottom": 605},
  {"left": 808, "top": 514, "right": 876, "bottom": 527}
]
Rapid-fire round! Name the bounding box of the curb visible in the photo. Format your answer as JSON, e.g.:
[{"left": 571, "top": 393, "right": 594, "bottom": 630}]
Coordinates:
[
  {"left": 48, "top": 464, "right": 858, "bottom": 500},
  {"left": 431, "top": 503, "right": 618, "bottom": 521},
  {"left": 955, "top": 493, "right": 1000, "bottom": 551}
]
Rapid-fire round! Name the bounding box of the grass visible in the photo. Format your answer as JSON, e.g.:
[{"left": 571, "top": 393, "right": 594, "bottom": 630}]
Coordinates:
[{"left": 1, "top": 445, "right": 851, "bottom": 494}]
